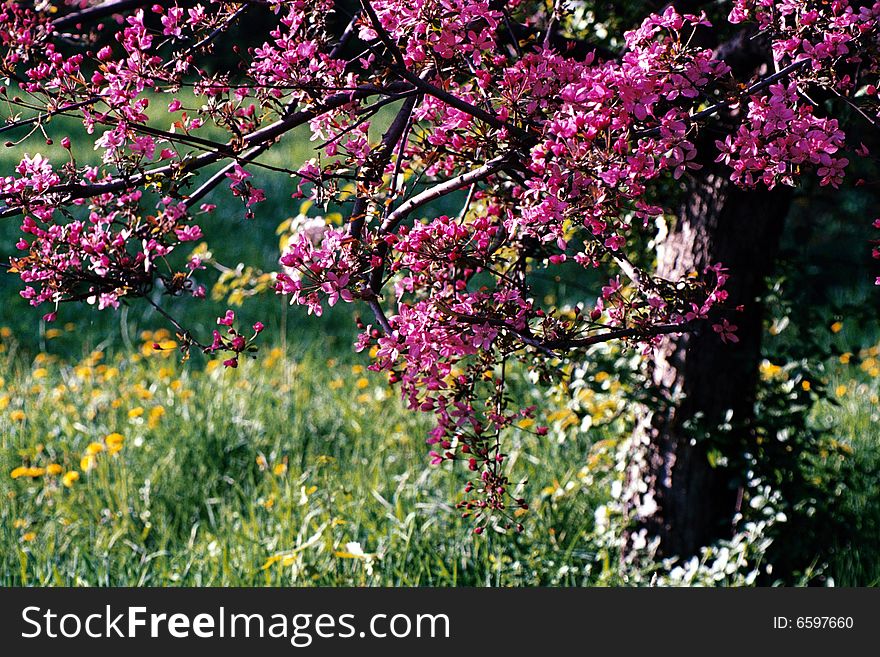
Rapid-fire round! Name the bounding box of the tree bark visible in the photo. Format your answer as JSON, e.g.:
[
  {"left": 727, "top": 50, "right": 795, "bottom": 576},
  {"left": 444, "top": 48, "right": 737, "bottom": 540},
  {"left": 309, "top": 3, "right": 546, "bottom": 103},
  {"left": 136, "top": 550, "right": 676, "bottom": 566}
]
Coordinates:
[{"left": 624, "top": 173, "right": 792, "bottom": 559}]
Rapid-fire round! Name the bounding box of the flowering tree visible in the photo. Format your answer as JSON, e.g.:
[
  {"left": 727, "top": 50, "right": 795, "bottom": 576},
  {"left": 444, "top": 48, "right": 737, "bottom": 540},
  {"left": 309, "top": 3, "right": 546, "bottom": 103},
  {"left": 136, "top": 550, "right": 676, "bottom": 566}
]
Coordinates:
[{"left": 1, "top": 0, "right": 878, "bottom": 557}]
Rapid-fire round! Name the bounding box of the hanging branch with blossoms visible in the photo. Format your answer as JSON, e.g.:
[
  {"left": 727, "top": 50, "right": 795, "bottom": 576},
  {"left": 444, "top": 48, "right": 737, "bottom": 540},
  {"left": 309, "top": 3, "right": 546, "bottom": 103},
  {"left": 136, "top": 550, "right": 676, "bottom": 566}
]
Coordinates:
[{"left": 1, "top": 0, "right": 879, "bottom": 531}]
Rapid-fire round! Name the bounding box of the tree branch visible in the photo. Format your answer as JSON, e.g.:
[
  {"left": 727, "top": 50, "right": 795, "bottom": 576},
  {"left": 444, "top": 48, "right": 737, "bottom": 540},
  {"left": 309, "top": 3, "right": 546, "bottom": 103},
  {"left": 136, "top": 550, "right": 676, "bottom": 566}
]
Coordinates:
[
  {"left": 351, "top": 93, "right": 419, "bottom": 239},
  {"left": 51, "top": 0, "right": 154, "bottom": 30},
  {"left": 0, "top": 82, "right": 412, "bottom": 218},
  {"left": 380, "top": 154, "right": 510, "bottom": 233},
  {"left": 360, "top": 0, "right": 526, "bottom": 138},
  {"left": 536, "top": 322, "right": 693, "bottom": 350},
  {"left": 634, "top": 60, "right": 809, "bottom": 139}
]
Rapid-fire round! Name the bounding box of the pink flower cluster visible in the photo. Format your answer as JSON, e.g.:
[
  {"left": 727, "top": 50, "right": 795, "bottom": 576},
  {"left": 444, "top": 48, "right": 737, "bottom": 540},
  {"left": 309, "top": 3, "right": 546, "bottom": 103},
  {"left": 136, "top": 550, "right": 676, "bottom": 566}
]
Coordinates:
[
  {"left": 3, "top": 0, "right": 880, "bottom": 524},
  {"left": 359, "top": 0, "right": 501, "bottom": 67},
  {"left": 730, "top": 0, "right": 880, "bottom": 73},
  {"left": 715, "top": 82, "right": 848, "bottom": 188},
  {"left": 728, "top": 0, "right": 880, "bottom": 257},
  {"left": 6, "top": 152, "right": 208, "bottom": 312},
  {"left": 276, "top": 227, "right": 357, "bottom": 316},
  {"left": 209, "top": 310, "right": 265, "bottom": 368}
]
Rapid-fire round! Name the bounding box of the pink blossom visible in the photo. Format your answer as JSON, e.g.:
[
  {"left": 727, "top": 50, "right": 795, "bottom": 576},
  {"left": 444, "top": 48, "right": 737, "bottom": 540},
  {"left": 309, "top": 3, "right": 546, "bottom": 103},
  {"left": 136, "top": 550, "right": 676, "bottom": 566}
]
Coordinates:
[{"left": 713, "top": 319, "right": 740, "bottom": 344}]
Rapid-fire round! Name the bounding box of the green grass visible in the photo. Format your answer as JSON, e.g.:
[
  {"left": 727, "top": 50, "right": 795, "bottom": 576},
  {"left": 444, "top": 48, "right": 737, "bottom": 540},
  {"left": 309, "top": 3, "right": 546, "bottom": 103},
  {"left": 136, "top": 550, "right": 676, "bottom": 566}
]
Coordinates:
[
  {"left": 2, "top": 319, "right": 880, "bottom": 586},
  {"left": 0, "top": 327, "right": 616, "bottom": 586}
]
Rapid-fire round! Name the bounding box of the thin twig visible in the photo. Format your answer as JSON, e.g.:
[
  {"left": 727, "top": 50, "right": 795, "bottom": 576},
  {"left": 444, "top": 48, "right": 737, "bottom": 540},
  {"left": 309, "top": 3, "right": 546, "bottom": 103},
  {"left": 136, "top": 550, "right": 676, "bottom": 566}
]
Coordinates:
[
  {"left": 381, "top": 155, "right": 509, "bottom": 232},
  {"left": 634, "top": 60, "right": 810, "bottom": 139}
]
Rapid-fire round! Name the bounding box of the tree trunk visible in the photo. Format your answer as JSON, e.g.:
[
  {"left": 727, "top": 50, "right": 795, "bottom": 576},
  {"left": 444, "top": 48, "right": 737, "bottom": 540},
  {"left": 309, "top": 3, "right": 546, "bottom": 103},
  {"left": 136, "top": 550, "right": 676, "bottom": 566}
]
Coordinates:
[{"left": 624, "top": 173, "right": 792, "bottom": 559}]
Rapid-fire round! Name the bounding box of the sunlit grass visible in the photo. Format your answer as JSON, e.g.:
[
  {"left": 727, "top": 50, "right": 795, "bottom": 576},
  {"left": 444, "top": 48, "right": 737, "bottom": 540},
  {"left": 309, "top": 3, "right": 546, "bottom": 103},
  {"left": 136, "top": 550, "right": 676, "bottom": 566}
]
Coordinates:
[
  {"left": 2, "top": 319, "right": 880, "bottom": 586},
  {"left": 0, "top": 327, "right": 613, "bottom": 587}
]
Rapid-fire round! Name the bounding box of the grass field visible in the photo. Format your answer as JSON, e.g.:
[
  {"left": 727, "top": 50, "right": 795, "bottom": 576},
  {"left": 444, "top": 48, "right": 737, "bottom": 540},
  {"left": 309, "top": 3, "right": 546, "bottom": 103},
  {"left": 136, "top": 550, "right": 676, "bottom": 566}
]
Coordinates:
[
  {"left": 1, "top": 314, "right": 880, "bottom": 586},
  {"left": 0, "top": 323, "right": 616, "bottom": 586}
]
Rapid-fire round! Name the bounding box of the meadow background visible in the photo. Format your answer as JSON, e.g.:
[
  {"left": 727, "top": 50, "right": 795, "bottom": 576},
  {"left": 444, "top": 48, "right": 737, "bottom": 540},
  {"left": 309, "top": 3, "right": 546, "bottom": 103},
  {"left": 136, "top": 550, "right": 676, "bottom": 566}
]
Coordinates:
[{"left": 1, "top": 99, "right": 880, "bottom": 587}]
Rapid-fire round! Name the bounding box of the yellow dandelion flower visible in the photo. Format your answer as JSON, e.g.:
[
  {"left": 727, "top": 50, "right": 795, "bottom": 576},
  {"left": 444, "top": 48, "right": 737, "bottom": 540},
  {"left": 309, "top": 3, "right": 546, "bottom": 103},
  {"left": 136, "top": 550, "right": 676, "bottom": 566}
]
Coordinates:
[
  {"left": 0, "top": 326, "right": 11, "bottom": 338},
  {"left": 13, "top": 519, "right": 27, "bottom": 529},
  {"left": 22, "top": 532, "right": 36, "bottom": 542},
  {"left": 133, "top": 385, "right": 153, "bottom": 400},
  {"left": 10, "top": 409, "right": 26, "bottom": 422},
  {"left": 801, "top": 380, "right": 811, "bottom": 392},
  {"left": 835, "top": 384, "right": 847, "bottom": 397},
  {"left": 256, "top": 455, "right": 268, "bottom": 471},
  {"left": 0, "top": 396, "right": 8, "bottom": 411},
  {"left": 32, "top": 367, "right": 48, "bottom": 379},
  {"left": 356, "top": 377, "right": 369, "bottom": 389},
  {"left": 148, "top": 406, "right": 165, "bottom": 429},
  {"left": 759, "top": 361, "right": 783, "bottom": 380},
  {"left": 10, "top": 466, "right": 29, "bottom": 479},
  {"left": 45, "top": 328, "right": 63, "bottom": 340},
  {"left": 86, "top": 441, "right": 104, "bottom": 455},
  {"left": 46, "top": 463, "right": 63, "bottom": 476},
  {"left": 128, "top": 406, "right": 144, "bottom": 419},
  {"left": 351, "top": 364, "right": 365, "bottom": 375},
  {"left": 329, "top": 378, "right": 344, "bottom": 390},
  {"left": 106, "top": 433, "right": 124, "bottom": 454},
  {"left": 25, "top": 467, "right": 45, "bottom": 478},
  {"left": 839, "top": 352, "right": 852, "bottom": 365},
  {"left": 830, "top": 321, "right": 844, "bottom": 334},
  {"left": 62, "top": 471, "right": 79, "bottom": 488},
  {"left": 80, "top": 454, "right": 97, "bottom": 472},
  {"left": 273, "top": 462, "right": 288, "bottom": 476}
]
